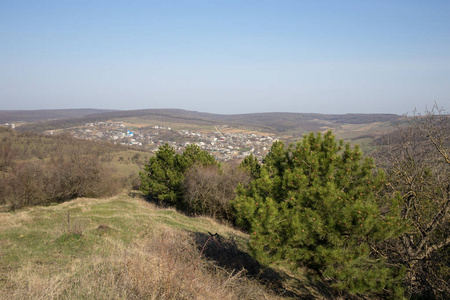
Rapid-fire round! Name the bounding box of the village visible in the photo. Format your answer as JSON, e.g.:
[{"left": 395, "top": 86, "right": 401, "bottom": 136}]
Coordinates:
[{"left": 43, "top": 121, "right": 281, "bottom": 162}]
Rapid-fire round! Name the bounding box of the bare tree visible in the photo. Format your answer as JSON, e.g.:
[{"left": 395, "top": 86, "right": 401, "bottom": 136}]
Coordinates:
[
  {"left": 0, "top": 136, "right": 14, "bottom": 171},
  {"left": 375, "top": 104, "right": 449, "bottom": 298},
  {"left": 1, "top": 133, "right": 120, "bottom": 210}
]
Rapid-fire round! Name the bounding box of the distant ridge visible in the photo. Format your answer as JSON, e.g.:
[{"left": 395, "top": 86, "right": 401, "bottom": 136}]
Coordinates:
[
  {"left": 9, "top": 108, "right": 400, "bottom": 135},
  {"left": 85, "top": 108, "right": 399, "bottom": 124},
  {"left": 0, "top": 109, "right": 117, "bottom": 123},
  {"left": 85, "top": 109, "right": 400, "bottom": 133}
]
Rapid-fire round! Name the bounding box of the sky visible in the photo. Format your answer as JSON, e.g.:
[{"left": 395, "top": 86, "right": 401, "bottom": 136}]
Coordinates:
[{"left": 1, "top": 0, "right": 449, "bottom": 115}]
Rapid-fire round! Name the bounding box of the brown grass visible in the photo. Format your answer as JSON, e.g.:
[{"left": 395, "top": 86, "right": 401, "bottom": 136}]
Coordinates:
[
  {"left": 1, "top": 224, "right": 282, "bottom": 299},
  {"left": 0, "top": 194, "right": 287, "bottom": 300}
]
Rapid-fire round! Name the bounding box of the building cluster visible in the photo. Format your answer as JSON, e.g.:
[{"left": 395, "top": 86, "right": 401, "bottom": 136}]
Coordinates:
[
  {"left": 48, "top": 122, "right": 279, "bottom": 161},
  {"left": 175, "top": 130, "right": 278, "bottom": 161},
  {"left": 3, "top": 123, "right": 15, "bottom": 129}
]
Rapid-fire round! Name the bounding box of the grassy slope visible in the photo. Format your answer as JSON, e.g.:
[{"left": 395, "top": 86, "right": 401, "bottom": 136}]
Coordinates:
[{"left": 0, "top": 194, "right": 334, "bottom": 299}]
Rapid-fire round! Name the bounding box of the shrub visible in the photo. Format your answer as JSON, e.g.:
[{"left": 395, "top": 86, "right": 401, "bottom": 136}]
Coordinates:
[
  {"left": 183, "top": 163, "right": 251, "bottom": 220},
  {"left": 3, "top": 161, "right": 48, "bottom": 209}
]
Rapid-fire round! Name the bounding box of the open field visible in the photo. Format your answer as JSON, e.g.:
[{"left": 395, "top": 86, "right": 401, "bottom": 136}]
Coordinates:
[
  {"left": 328, "top": 121, "right": 395, "bottom": 152},
  {"left": 0, "top": 193, "right": 337, "bottom": 299}
]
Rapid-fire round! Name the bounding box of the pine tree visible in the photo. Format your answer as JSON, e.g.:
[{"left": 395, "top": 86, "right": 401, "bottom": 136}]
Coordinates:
[
  {"left": 233, "top": 131, "right": 407, "bottom": 296},
  {"left": 240, "top": 153, "right": 262, "bottom": 179},
  {"left": 178, "top": 143, "right": 217, "bottom": 170},
  {"left": 140, "top": 143, "right": 217, "bottom": 207},
  {"left": 140, "top": 143, "right": 183, "bottom": 205}
]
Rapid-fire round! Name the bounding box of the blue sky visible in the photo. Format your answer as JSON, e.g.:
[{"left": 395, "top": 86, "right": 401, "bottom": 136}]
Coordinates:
[{"left": 1, "top": 0, "right": 449, "bottom": 114}]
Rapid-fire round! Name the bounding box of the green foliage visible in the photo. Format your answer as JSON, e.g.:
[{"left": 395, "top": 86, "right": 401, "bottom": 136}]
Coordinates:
[
  {"left": 178, "top": 143, "right": 217, "bottom": 170},
  {"left": 140, "top": 144, "right": 217, "bottom": 207},
  {"left": 233, "top": 131, "right": 406, "bottom": 296},
  {"left": 240, "top": 153, "right": 262, "bottom": 179},
  {"left": 140, "top": 144, "right": 182, "bottom": 204}
]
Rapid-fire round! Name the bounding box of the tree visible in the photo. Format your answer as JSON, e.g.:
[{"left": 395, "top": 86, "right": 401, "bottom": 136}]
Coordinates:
[
  {"left": 0, "top": 136, "right": 14, "bottom": 171},
  {"left": 374, "top": 104, "right": 450, "bottom": 298},
  {"left": 233, "top": 131, "right": 406, "bottom": 296},
  {"left": 178, "top": 143, "right": 217, "bottom": 170},
  {"left": 140, "top": 144, "right": 182, "bottom": 205},
  {"left": 140, "top": 144, "right": 217, "bottom": 207},
  {"left": 240, "top": 153, "right": 262, "bottom": 179}
]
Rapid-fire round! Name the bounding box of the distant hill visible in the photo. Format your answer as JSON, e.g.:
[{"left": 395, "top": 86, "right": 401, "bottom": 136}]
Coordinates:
[
  {"left": 211, "top": 112, "right": 399, "bottom": 133},
  {"left": 0, "top": 109, "right": 117, "bottom": 123},
  {"left": 10, "top": 109, "right": 399, "bottom": 135}
]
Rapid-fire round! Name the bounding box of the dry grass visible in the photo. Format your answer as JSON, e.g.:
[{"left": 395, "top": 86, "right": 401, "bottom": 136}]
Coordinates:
[
  {"left": 0, "top": 194, "right": 286, "bottom": 300},
  {"left": 2, "top": 226, "right": 281, "bottom": 300}
]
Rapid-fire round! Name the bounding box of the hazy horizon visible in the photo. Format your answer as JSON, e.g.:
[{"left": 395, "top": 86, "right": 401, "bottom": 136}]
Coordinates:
[
  {"left": 0, "top": 107, "right": 405, "bottom": 117},
  {"left": 1, "top": 1, "right": 449, "bottom": 115}
]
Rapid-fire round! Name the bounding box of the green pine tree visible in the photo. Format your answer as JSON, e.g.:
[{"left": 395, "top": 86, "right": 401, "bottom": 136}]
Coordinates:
[
  {"left": 140, "top": 143, "right": 217, "bottom": 207},
  {"left": 140, "top": 143, "right": 182, "bottom": 205},
  {"left": 240, "top": 153, "right": 262, "bottom": 179},
  {"left": 179, "top": 143, "right": 218, "bottom": 170},
  {"left": 233, "top": 131, "right": 407, "bottom": 296}
]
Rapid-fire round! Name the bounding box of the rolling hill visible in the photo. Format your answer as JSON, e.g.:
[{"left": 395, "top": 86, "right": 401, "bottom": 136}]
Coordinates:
[
  {"left": 8, "top": 108, "right": 400, "bottom": 144},
  {"left": 0, "top": 109, "right": 117, "bottom": 124}
]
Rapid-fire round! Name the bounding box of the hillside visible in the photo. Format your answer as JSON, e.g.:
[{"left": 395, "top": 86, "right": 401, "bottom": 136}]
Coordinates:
[
  {"left": 10, "top": 109, "right": 400, "bottom": 133},
  {"left": 0, "top": 127, "right": 149, "bottom": 209},
  {"left": 0, "top": 194, "right": 335, "bottom": 299},
  {"left": 11, "top": 109, "right": 400, "bottom": 149}
]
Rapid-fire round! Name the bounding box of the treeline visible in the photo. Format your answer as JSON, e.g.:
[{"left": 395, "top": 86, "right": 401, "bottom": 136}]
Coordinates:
[
  {"left": 139, "top": 106, "right": 449, "bottom": 299},
  {"left": 0, "top": 128, "right": 128, "bottom": 209}
]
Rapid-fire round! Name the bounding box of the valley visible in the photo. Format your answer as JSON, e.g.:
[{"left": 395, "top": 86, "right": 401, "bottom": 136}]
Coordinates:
[{"left": 2, "top": 109, "right": 401, "bottom": 159}]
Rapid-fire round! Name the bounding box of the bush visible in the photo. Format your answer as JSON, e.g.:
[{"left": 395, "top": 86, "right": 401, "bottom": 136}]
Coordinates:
[
  {"left": 3, "top": 161, "right": 48, "bottom": 209},
  {"left": 46, "top": 148, "right": 115, "bottom": 200},
  {"left": 183, "top": 163, "right": 251, "bottom": 220}
]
